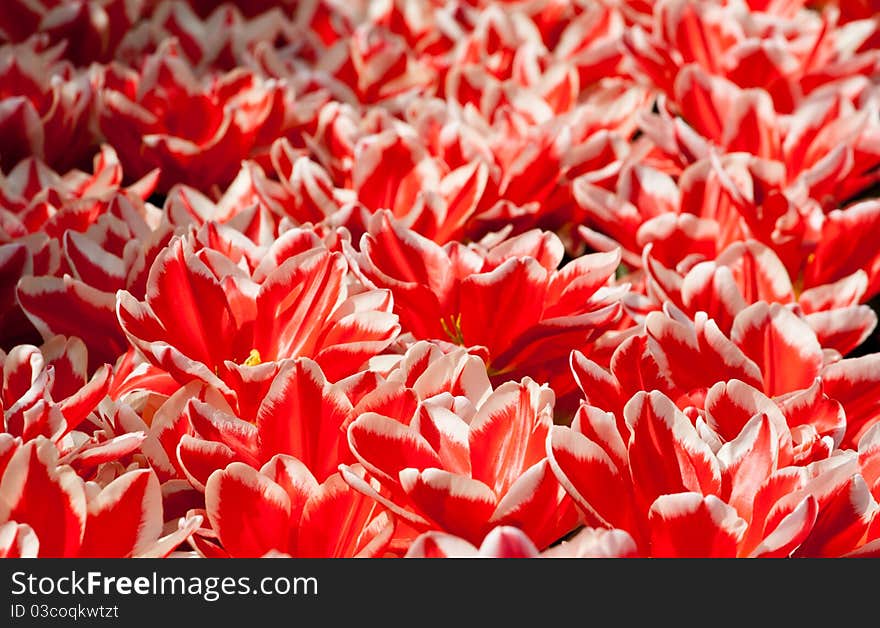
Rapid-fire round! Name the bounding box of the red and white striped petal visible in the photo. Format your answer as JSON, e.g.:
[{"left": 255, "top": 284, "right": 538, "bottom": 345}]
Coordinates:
[
  {"left": 254, "top": 249, "right": 346, "bottom": 361},
  {"left": 648, "top": 493, "right": 747, "bottom": 558},
  {"left": 717, "top": 413, "right": 780, "bottom": 520},
  {"left": 39, "top": 335, "right": 87, "bottom": 400},
  {"left": 645, "top": 310, "right": 762, "bottom": 393},
  {"left": 314, "top": 295, "right": 400, "bottom": 381},
  {"left": 0, "top": 434, "right": 21, "bottom": 480},
  {"left": 404, "top": 532, "right": 480, "bottom": 558},
  {"left": 255, "top": 359, "right": 352, "bottom": 479},
  {"left": 804, "top": 306, "right": 877, "bottom": 357},
  {"left": 143, "top": 237, "right": 236, "bottom": 369},
  {"left": 746, "top": 496, "right": 818, "bottom": 558},
  {"left": 338, "top": 463, "right": 431, "bottom": 529},
  {"left": 350, "top": 381, "right": 419, "bottom": 429},
  {"left": 469, "top": 379, "right": 552, "bottom": 495},
  {"left": 715, "top": 241, "right": 794, "bottom": 304},
  {"left": 570, "top": 350, "right": 624, "bottom": 419},
  {"left": 570, "top": 405, "right": 628, "bottom": 481},
  {"left": 0, "top": 439, "right": 86, "bottom": 557},
  {"left": 347, "top": 412, "right": 442, "bottom": 484},
  {"left": 741, "top": 466, "right": 810, "bottom": 553},
  {"left": 776, "top": 379, "right": 846, "bottom": 448},
  {"left": 610, "top": 333, "right": 675, "bottom": 401},
  {"left": 843, "top": 539, "right": 880, "bottom": 558},
  {"left": 624, "top": 390, "right": 722, "bottom": 509},
  {"left": 187, "top": 399, "right": 260, "bottom": 465},
  {"left": 2, "top": 344, "right": 43, "bottom": 405},
  {"left": 79, "top": 469, "right": 163, "bottom": 558},
  {"left": 475, "top": 526, "right": 541, "bottom": 558},
  {"left": 704, "top": 379, "right": 791, "bottom": 459},
  {"left": 205, "top": 462, "right": 291, "bottom": 558},
  {"left": 547, "top": 425, "right": 637, "bottom": 534},
  {"left": 177, "top": 435, "right": 240, "bottom": 492},
  {"left": 411, "top": 404, "right": 471, "bottom": 477},
  {"left": 799, "top": 271, "right": 868, "bottom": 312},
  {"left": 792, "top": 474, "right": 878, "bottom": 558},
  {"left": 490, "top": 459, "right": 579, "bottom": 551},
  {"left": 730, "top": 302, "right": 823, "bottom": 396},
  {"left": 297, "top": 469, "right": 394, "bottom": 558},
  {"left": 57, "top": 364, "right": 111, "bottom": 436},
  {"left": 63, "top": 230, "right": 127, "bottom": 293},
  {"left": 459, "top": 258, "right": 550, "bottom": 358},
  {"left": 544, "top": 249, "right": 620, "bottom": 318},
  {"left": 65, "top": 432, "right": 146, "bottom": 471},
  {"left": 138, "top": 513, "right": 204, "bottom": 559},
  {"left": 821, "top": 355, "right": 880, "bottom": 448},
  {"left": 18, "top": 276, "right": 126, "bottom": 370},
  {"left": 806, "top": 201, "right": 880, "bottom": 299},
  {"left": 403, "top": 343, "right": 492, "bottom": 407},
  {"left": 0, "top": 521, "right": 39, "bottom": 558},
  {"left": 398, "top": 468, "right": 497, "bottom": 544},
  {"left": 356, "top": 212, "right": 452, "bottom": 338},
  {"left": 259, "top": 455, "right": 319, "bottom": 550},
  {"left": 680, "top": 262, "right": 746, "bottom": 332},
  {"left": 542, "top": 527, "right": 639, "bottom": 558}
]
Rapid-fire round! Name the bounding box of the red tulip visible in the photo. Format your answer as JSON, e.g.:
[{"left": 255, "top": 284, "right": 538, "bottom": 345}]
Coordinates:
[
  {"left": 353, "top": 211, "right": 622, "bottom": 398},
  {"left": 344, "top": 376, "right": 579, "bottom": 549},
  {"left": 0, "top": 1, "right": 145, "bottom": 66},
  {"left": 194, "top": 458, "right": 393, "bottom": 558},
  {"left": 640, "top": 239, "right": 877, "bottom": 355},
  {"left": 0, "top": 39, "right": 94, "bottom": 171},
  {"left": 117, "top": 231, "right": 400, "bottom": 408},
  {"left": 548, "top": 389, "right": 879, "bottom": 556},
  {"left": 96, "top": 41, "right": 311, "bottom": 194},
  {"left": 1, "top": 335, "right": 110, "bottom": 443},
  {"left": 0, "top": 437, "right": 199, "bottom": 557}
]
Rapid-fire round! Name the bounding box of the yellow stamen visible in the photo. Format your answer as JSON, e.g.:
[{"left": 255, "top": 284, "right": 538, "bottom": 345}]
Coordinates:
[
  {"left": 793, "top": 254, "right": 816, "bottom": 300},
  {"left": 243, "top": 349, "right": 262, "bottom": 367},
  {"left": 440, "top": 313, "right": 465, "bottom": 346}
]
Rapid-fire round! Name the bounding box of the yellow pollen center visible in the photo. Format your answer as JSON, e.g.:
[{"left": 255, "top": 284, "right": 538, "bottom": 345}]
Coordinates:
[{"left": 243, "top": 349, "right": 262, "bottom": 367}]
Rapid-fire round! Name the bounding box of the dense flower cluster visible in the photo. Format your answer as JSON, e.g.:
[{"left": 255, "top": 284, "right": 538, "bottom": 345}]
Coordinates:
[{"left": 1, "top": 0, "right": 879, "bottom": 559}]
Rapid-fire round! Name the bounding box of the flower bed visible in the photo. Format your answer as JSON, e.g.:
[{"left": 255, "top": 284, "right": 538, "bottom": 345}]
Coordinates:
[{"left": 1, "top": 0, "right": 879, "bottom": 558}]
